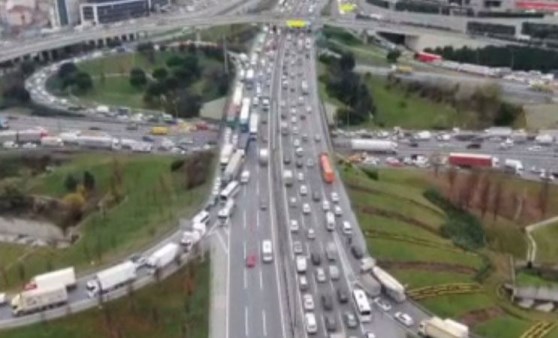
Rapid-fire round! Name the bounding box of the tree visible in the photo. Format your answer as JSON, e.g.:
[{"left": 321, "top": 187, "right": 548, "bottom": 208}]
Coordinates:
[
  {"left": 538, "top": 179, "right": 550, "bottom": 218},
  {"left": 20, "top": 60, "right": 36, "bottom": 77},
  {"left": 57, "top": 62, "right": 78, "bottom": 79},
  {"left": 2, "top": 84, "right": 30, "bottom": 104},
  {"left": 338, "top": 52, "right": 355, "bottom": 72},
  {"left": 386, "top": 49, "right": 402, "bottom": 63},
  {"left": 74, "top": 72, "right": 93, "bottom": 92},
  {"left": 492, "top": 181, "right": 504, "bottom": 221},
  {"left": 166, "top": 55, "right": 185, "bottom": 68},
  {"left": 83, "top": 171, "right": 96, "bottom": 192},
  {"left": 174, "top": 89, "right": 202, "bottom": 118},
  {"left": 478, "top": 175, "right": 492, "bottom": 218},
  {"left": 129, "top": 68, "right": 147, "bottom": 87},
  {"left": 152, "top": 67, "right": 168, "bottom": 81},
  {"left": 62, "top": 192, "right": 86, "bottom": 231},
  {"left": 447, "top": 166, "right": 458, "bottom": 198},
  {"left": 64, "top": 174, "right": 79, "bottom": 192}
]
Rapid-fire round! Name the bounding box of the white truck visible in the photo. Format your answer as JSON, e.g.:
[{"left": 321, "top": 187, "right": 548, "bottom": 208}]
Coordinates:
[
  {"left": 223, "top": 150, "right": 245, "bottom": 184},
  {"left": 147, "top": 242, "right": 179, "bottom": 271},
  {"left": 180, "top": 230, "right": 201, "bottom": 249},
  {"left": 40, "top": 136, "right": 64, "bottom": 147},
  {"left": 360, "top": 273, "right": 382, "bottom": 297},
  {"left": 26, "top": 267, "right": 77, "bottom": 290},
  {"left": 283, "top": 170, "right": 293, "bottom": 186},
  {"left": 218, "top": 198, "right": 235, "bottom": 225},
  {"left": 418, "top": 317, "right": 469, "bottom": 338},
  {"left": 360, "top": 257, "right": 376, "bottom": 273},
  {"left": 77, "top": 135, "right": 117, "bottom": 150},
  {"left": 372, "top": 266, "right": 406, "bottom": 302},
  {"left": 220, "top": 143, "right": 235, "bottom": 167},
  {"left": 504, "top": 159, "right": 523, "bottom": 175},
  {"left": 350, "top": 139, "right": 398, "bottom": 154},
  {"left": 11, "top": 286, "right": 68, "bottom": 316},
  {"left": 87, "top": 261, "right": 137, "bottom": 296},
  {"left": 259, "top": 148, "right": 269, "bottom": 166}
]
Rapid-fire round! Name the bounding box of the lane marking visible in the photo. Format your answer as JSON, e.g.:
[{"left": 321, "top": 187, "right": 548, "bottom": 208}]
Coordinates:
[
  {"left": 244, "top": 268, "right": 247, "bottom": 290},
  {"left": 245, "top": 306, "right": 249, "bottom": 337},
  {"left": 262, "top": 310, "right": 268, "bottom": 337},
  {"left": 216, "top": 230, "right": 229, "bottom": 255},
  {"left": 260, "top": 268, "right": 264, "bottom": 291},
  {"left": 243, "top": 209, "right": 247, "bottom": 230}
]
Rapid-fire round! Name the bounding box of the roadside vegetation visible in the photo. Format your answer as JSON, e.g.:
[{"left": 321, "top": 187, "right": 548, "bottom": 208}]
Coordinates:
[
  {"left": 0, "top": 257, "right": 210, "bottom": 338},
  {"left": 0, "top": 151, "right": 214, "bottom": 289},
  {"left": 339, "top": 162, "right": 558, "bottom": 338}
]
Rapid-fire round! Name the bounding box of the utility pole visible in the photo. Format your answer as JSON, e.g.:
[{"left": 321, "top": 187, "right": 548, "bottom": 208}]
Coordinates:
[{"left": 223, "top": 35, "right": 229, "bottom": 75}]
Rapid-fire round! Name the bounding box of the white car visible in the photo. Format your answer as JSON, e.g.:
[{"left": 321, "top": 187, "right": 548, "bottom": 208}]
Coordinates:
[
  {"left": 305, "top": 313, "right": 318, "bottom": 334},
  {"left": 240, "top": 170, "right": 250, "bottom": 183},
  {"left": 300, "top": 185, "right": 308, "bottom": 195},
  {"left": 333, "top": 205, "right": 342, "bottom": 216},
  {"left": 303, "top": 203, "right": 311, "bottom": 215},
  {"left": 297, "top": 172, "right": 305, "bottom": 181},
  {"left": 303, "top": 294, "right": 315, "bottom": 311},
  {"left": 307, "top": 228, "right": 316, "bottom": 239},
  {"left": 374, "top": 297, "right": 392, "bottom": 312},
  {"left": 290, "top": 219, "right": 300, "bottom": 232},
  {"left": 299, "top": 275, "right": 309, "bottom": 291},
  {"left": 296, "top": 255, "right": 307, "bottom": 273},
  {"left": 331, "top": 192, "right": 339, "bottom": 203},
  {"left": 322, "top": 200, "right": 330, "bottom": 211},
  {"left": 315, "top": 267, "right": 326, "bottom": 283},
  {"left": 394, "top": 312, "right": 414, "bottom": 327},
  {"left": 314, "top": 134, "right": 321, "bottom": 142}
]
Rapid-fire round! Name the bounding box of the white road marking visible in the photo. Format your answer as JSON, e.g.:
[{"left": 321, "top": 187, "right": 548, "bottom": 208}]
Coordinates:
[
  {"left": 243, "top": 209, "right": 247, "bottom": 230},
  {"left": 262, "top": 310, "right": 268, "bottom": 337},
  {"left": 216, "top": 230, "right": 228, "bottom": 255},
  {"left": 243, "top": 241, "right": 247, "bottom": 259},
  {"left": 260, "top": 268, "right": 264, "bottom": 290},
  {"left": 244, "top": 268, "right": 247, "bottom": 290},
  {"left": 245, "top": 306, "right": 249, "bottom": 337},
  {"left": 256, "top": 205, "right": 260, "bottom": 229},
  {"left": 225, "top": 196, "right": 232, "bottom": 338}
]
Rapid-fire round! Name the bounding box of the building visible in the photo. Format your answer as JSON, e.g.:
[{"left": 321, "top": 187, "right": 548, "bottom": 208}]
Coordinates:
[
  {"left": 79, "top": 0, "right": 168, "bottom": 25},
  {"left": 52, "top": 0, "right": 81, "bottom": 26}
]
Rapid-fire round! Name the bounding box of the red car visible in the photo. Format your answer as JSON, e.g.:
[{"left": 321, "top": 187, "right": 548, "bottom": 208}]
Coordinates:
[{"left": 246, "top": 254, "right": 257, "bottom": 268}]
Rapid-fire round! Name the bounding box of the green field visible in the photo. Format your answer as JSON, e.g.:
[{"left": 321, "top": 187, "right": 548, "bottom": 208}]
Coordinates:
[
  {"left": 0, "top": 153, "right": 213, "bottom": 289},
  {"left": 516, "top": 270, "right": 558, "bottom": 288},
  {"left": 532, "top": 222, "right": 558, "bottom": 264},
  {"left": 0, "top": 258, "right": 210, "bottom": 338},
  {"left": 340, "top": 165, "right": 558, "bottom": 336}
]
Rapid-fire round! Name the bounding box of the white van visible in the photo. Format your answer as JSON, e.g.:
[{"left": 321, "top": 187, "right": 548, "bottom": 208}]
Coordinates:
[
  {"left": 342, "top": 221, "right": 353, "bottom": 235},
  {"left": 325, "top": 212, "right": 335, "bottom": 231},
  {"left": 305, "top": 313, "right": 317, "bottom": 334},
  {"left": 296, "top": 255, "right": 307, "bottom": 273},
  {"left": 262, "top": 240, "right": 273, "bottom": 263}
]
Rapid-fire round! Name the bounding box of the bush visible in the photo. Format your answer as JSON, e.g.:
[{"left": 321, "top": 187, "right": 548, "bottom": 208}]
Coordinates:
[
  {"left": 424, "top": 188, "right": 486, "bottom": 250},
  {"left": 170, "top": 159, "right": 185, "bottom": 172},
  {"left": 362, "top": 168, "right": 379, "bottom": 181}
]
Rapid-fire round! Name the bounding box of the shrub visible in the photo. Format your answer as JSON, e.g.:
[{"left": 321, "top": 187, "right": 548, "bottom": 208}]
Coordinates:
[{"left": 362, "top": 168, "right": 379, "bottom": 181}]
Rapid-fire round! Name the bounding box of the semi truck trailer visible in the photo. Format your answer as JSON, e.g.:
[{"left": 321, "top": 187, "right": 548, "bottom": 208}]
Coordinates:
[
  {"left": 87, "top": 261, "right": 137, "bottom": 296},
  {"left": 448, "top": 153, "right": 498, "bottom": 168},
  {"left": 147, "top": 242, "right": 179, "bottom": 271},
  {"left": 350, "top": 139, "right": 397, "bottom": 154},
  {"left": 26, "top": 267, "right": 76, "bottom": 290},
  {"left": 418, "top": 317, "right": 469, "bottom": 338},
  {"left": 223, "top": 150, "right": 245, "bottom": 184},
  {"left": 372, "top": 266, "right": 406, "bottom": 302},
  {"left": 11, "top": 286, "right": 68, "bottom": 316}
]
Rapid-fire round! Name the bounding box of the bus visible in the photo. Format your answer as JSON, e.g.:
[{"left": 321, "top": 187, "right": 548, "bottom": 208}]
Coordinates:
[
  {"left": 150, "top": 126, "right": 168, "bottom": 135},
  {"left": 218, "top": 198, "right": 235, "bottom": 225},
  {"left": 352, "top": 289, "right": 372, "bottom": 323},
  {"left": 319, "top": 153, "right": 335, "bottom": 184},
  {"left": 219, "top": 180, "right": 240, "bottom": 203}
]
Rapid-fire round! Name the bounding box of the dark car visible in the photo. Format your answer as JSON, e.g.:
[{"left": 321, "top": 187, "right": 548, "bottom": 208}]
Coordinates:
[
  {"left": 284, "top": 155, "right": 292, "bottom": 165},
  {"left": 321, "top": 294, "right": 333, "bottom": 311},
  {"left": 324, "top": 314, "right": 337, "bottom": 332},
  {"left": 344, "top": 311, "right": 358, "bottom": 329},
  {"left": 260, "top": 199, "right": 267, "bottom": 210},
  {"left": 312, "top": 191, "right": 321, "bottom": 202},
  {"left": 409, "top": 142, "right": 419, "bottom": 148},
  {"left": 350, "top": 245, "right": 364, "bottom": 259},
  {"left": 311, "top": 252, "right": 321, "bottom": 266},
  {"left": 336, "top": 288, "right": 349, "bottom": 303},
  {"left": 466, "top": 143, "right": 482, "bottom": 149},
  {"left": 296, "top": 159, "right": 304, "bottom": 168}
]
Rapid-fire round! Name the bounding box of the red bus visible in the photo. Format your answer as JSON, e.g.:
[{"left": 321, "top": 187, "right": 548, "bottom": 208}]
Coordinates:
[{"left": 319, "top": 153, "right": 335, "bottom": 184}]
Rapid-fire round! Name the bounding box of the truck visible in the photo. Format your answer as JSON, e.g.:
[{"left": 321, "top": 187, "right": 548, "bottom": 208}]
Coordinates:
[
  {"left": 301, "top": 81, "right": 309, "bottom": 94},
  {"left": 223, "top": 150, "right": 245, "bottom": 184},
  {"left": 245, "top": 69, "right": 255, "bottom": 89},
  {"left": 180, "top": 230, "right": 201, "bottom": 249},
  {"left": 220, "top": 143, "right": 235, "bottom": 167},
  {"left": 41, "top": 136, "right": 64, "bottom": 147},
  {"left": 372, "top": 266, "right": 406, "bottom": 302},
  {"left": 218, "top": 198, "right": 235, "bottom": 225},
  {"left": 390, "top": 64, "right": 414, "bottom": 74},
  {"left": 504, "top": 159, "right": 523, "bottom": 175},
  {"left": 226, "top": 84, "right": 244, "bottom": 125},
  {"left": 0, "top": 117, "right": 9, "bottom": 130},
  {"left": 448, "top": 153, "right": 498, "bottom": 168},
  {"left": 17, "top": 129, "right": 47, "bottom": 143},
  {"left": 359, "top": 273, "right": 382, "bottom": 297},
  {"left": 87, "top": 261, "right": 137, "bottom": 296},
  {"left": 239, "top": 98, "right": 251, "bottom": 132},
  {"left": 350, "top": 139, "right": 397, "bottom": 154},
  {"left": 146, "top": 242, "right": 179, "bottom": 271},
  {"left": 283, "top": 169, "right": 294, "bottom": 186},
  {"left": 249, "top": 112, "right": 259, "bottom": 139},
  {"left": 11, "top": 286, "right": 68, "bottom": 316},
  {"left": 360, "top": 257, "right": 376, "bottom": 273},
  {"left": 77, "top": 135, "right": 117, "bottom": 150},
  {"left": 418, "top": 317, "right": 469, "bottom": 338},
  {"left": 25, "top": 267, "right": 76, "bottom": 290},
  {"left": 259, "top": 148, "right": 269, "bottom": 166},
  {"left": 237, "top": 132, "right": 250, "bottom": 152}
]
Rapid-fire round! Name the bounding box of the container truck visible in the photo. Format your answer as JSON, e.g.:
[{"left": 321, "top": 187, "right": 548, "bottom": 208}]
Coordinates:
[
  {"left": 87, "top": 261, "right": 137, "bottom": 296},
  {"left": 350, "top": 139, "right": 397, "bottom": 154},
  {"left": 146, "top": 242, "right": 179, "bottom": 271},
  {"left": 220, "top": 143, "right": 235, "bottom": 167},
  {"left": 223, "top": 150, "right": 245, "bottom": 184},
  {"left": 259, "top": 148, "right": 269, "bottom": 166},
  {"left": 11, "top": 286, "right": 68, "bottom": 316},
  {"left": 390, "top": 65, "right": 414, "bottom": 74},
  {"left": 448, "top": 153, "right": 497, "bottom": 168},
  {"left": 372, "top": 266, "right": 406, "bottom": 302},
  {"left": 17, "top": 129, "right": 47, "bottom": 143},
  {"left": 249, "top": 113, "right": 259, "bottom": 139},
  {"left": 245, "top": 69, "right": 255, "bottom": 89},
  {"left": 25, "top": 267, "right": 76, "bottom": 290},
  {"left": 226, "top": 84, "right": 243, "bottom": 125},
  {"left": 41, "top": 136, "right": 64, "bottom": 147},
  {"left": 77, "top": 135, "right": 117, "bottom": 150},
  {"left": 237, "top": 132, "right": 250, "bottom": 152},
  {"left": 418, "top": 317, "right": 469, "bottom": 338},
  {"left": 360, "top": 273, "right": 382, "bottom": 297},
  {"left": 239, "top": 98, "right": 251, "bottom": 132}
]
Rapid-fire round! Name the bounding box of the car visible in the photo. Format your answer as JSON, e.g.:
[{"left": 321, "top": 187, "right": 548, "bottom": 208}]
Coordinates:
[
  {"left": 305, "top": 313, "right": 318, "bottom": 334},
  {"left": 240, "top": 170, "right": 250, "bottom": 183},
  {"left": 299, "top": 275, "right": 309, "bottom": 291},
  {"left": 342, "top": 221, "right": 353, "bottom": 235},
  {"left": 297, "top": 172, "right": 304, "bottom": 181},
  {"left": 373, "top": 297, "right": 392, "bottom": 311},
  {"left": 296, "top": 255, "right": 307, "bottom": 273},
  {"left": 246, "top": 254, "right": 257, "bottom": 268},
  {"left": 331, "top": 192, "right": 339, "bottom": 203},
  {"left": 289, "top": 197, "right": 297, "bottom": 208},
  {"left": 293, "top": 241, "right": 303, "bottom": 254},
  {"left": 333, "top": 205, "right": 342, "bottom": 216},
  {"left": 293, "top": 138, "right": 301, "bottom": 147},
  {"left": 329, "top": 265, "right": 340, "bottom": 280},
  {"left": 336, "top": 288, "right": 348, "bottom": 303},
  {"left": 89, "top": 126, "right": 102, "bottom": 131},
  {"left": 322, "top": 200, "right": 330, "bottom": 211},
  {"left": 311, "top": 252, "right": 321, "bottom": 266},
  {"left": 303, "top": 203, "right": 311, "bottom": 214},
  {"left": 350, "top": 245, "right": 364, "bottom": 259},
  {"left": 300, "top": 185, "right": 308, "bottom": 195},
  {"left": 284, "top": 155, "right": 291, "bottom": 165},
  {"left": 344, "top": 311, "right": 358, "bottom": 329},
  {"left": 296, "top": 159, "right": 304, "bottom": 168},
  {"left": 302, "top": 134, "right": 309, "bottom": 141},
  {"left": 260, "top": 199, "right": 267, "bottom": 210},
  {"left": 290, "top": 219, "right": 299, "bottom": 232},
  {"left": 365, "top": 333, "right": 376, "bottom": 338},
  {"left": 324, "top": 314, "right": 337, "bottom": 332},
  {"left": 306, "top": 159, "right": 315, "bottom": 167},
  {"left": 312, "top": 191, "right": 321, "bottom": 202},
  {"left": 303, "top": 293, "right": 315, "bottom": 311},
  {"left": 315, "top": 267, "right": 327, "bottom": 283},
  {"left": 394, "top": 312, "right": 414, "bottom": 327},
  {"left": 307, "top": 228, "right": 316, "bottom": 240},
  {"left": 314, "top": 134, "right": 321, "bottom": 142}
]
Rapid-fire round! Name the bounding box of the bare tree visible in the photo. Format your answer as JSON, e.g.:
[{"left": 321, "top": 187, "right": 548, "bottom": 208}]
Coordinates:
[
  {"left": 447, "top": 166, "right": 458, "bottom": 199},
  {"left": 478, "top": 175, "right": 492, "bottom": 219},
  {"left": 430, "top": 152, "right": 442, "bottom": 177},
  {"left": 492, "top": 181, "right": 504, "bottom": 221},
  {"left": 538, "top": 179, "right": 550, "bottom": 218}
]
